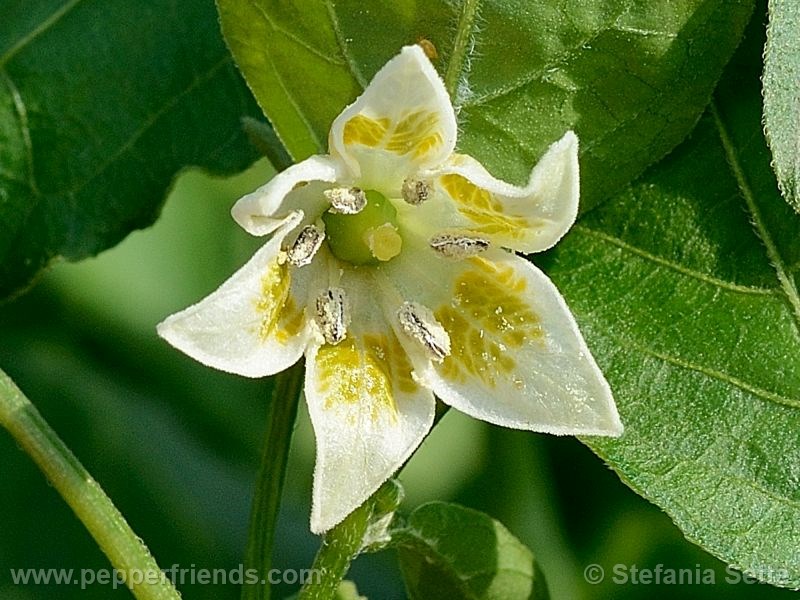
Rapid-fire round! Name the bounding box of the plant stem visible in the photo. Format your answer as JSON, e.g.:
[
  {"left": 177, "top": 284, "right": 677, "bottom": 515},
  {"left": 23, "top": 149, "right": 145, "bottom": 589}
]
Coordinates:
[
  {"left": 0, "top": 368, "right": 181, "bottom": 600},
  {"left": 241, "top": 360, "right": 305, "bottom": 600},
  {"left": 298, "top": 482, "right": 402, "bottom": 600}
]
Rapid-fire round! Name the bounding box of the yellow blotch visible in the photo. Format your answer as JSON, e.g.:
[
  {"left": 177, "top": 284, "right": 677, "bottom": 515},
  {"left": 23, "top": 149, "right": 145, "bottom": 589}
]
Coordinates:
[
  {"left": 343, "top": 112, "right": 441, "bottom": 160},
  {"left": 343, "top": 115, "right": 390, "bottom": 148},
  {"left": 364, "top": 333, "right": 418, "bottom": 395},
  {"left": 275, "top": 297, "right": 305, "bottom": 344},
  {"left": 256, "top": 258, "right": 291, "bottom": 340},
  {"left": 439, "top": 174, "right": 532, "bottom": 240},
  {"left": 316, "top": 333, "right": 417, "bottom": 422},
  {"left": 435, "top": 258, "right": 542, "bottom": 387},
  {"left": 385, "top": 111, "right": 442, "bottom": 159}
]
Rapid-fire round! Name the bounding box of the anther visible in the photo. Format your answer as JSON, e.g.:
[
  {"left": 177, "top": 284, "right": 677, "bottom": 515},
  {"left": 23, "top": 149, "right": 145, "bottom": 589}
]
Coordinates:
[
  {"left": 429, "top": 233, "right": 490, "bottom": 259},
  {"left": 287, "top": 224, "right": 325, "bottom": 267},
  {"left": 401, "top": 178, "right": 431, "bottom": 205},
  {"left": 397, "top": 301, "right": 451, "bottom": 361},
  {"left": 324, "top": 187, "right": 367, "bottom": 214},
  {"left": 316, "top": 288, "right": 349, "bottom": 345}
]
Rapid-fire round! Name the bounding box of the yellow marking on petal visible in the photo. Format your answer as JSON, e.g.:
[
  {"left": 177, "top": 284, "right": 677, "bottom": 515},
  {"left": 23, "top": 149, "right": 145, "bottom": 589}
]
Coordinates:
[
  {"left": 386, "top": 111, "right": 442, "bottom": 159},
  {"left": 256, "top": 258, "right": 291, "bottom": 340},
  {"left": 343, "top": 115, "right": 390, "bottom": 148},
  {"left": 435, "top": 258, "right": 542, "bottom": 387},
  {"left": 439, "top": 174, "right": 532, "bottom": 240},
  {"left": 364, "top": 223, "right": 403, "bottom": 262},
  {"left": 275, "top": 297, "right": 305, "bottom": 344},
  {"left": 364, "top": 333, "right": 418, "bottom": 395},
  {"left": 343, "top": 112, "right": 441, "bottom": 160},
  {"left": 316, "top": 333, "right": 417, "bottom": 422}
]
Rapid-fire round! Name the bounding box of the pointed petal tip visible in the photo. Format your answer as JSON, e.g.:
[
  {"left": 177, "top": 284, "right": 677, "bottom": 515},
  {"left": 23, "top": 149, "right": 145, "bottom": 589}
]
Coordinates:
[
  {"left": 309, "top": 504, "right": 346, "bottom": 536},
  {"left": 560, "top": 129, "right": 579, "bottom": 148}
]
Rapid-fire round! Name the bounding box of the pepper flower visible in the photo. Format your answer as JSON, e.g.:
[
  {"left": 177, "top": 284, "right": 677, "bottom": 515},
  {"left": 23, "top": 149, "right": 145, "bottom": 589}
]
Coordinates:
[{"left": 158, "top": 45, "right": 622, "bottom": 533}]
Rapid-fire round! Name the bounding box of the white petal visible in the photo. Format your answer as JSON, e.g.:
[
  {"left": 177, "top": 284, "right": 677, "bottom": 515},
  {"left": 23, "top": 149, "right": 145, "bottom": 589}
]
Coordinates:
[
  {"left": 157, "top": 213, "right": 321, "bottom": 378},
  {"left": 328, "top": 45, "right": 457, "bottom": 193},
  {"left": 231, "top": 154, "right": 342, "bottom": 236},
  {"left": 402, "top": 251, "right": 622, "bottom": 436},
  {"left": 434, "top": 131, "right": 580, "bottom": 253},
  {"left": 306, "top": 269, "right": 435, "bottom": 533}
]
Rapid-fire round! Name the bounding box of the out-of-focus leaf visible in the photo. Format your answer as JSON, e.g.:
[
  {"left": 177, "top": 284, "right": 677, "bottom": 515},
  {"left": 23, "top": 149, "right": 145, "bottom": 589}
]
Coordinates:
[
  {"left": 217, "top": 0, "right": 752, "bottom": 209},
  {"left": 393, "top": 502, "right": 548, "bottom": 600},
  {"left": 763, "top": 0, "right": 800, "bottom": 212},
  {"left": 0, "top": 0, "right": 262, "bottom": 298},
  {"left": 547, "top": 13, "right": 800, "bottom": 587}
]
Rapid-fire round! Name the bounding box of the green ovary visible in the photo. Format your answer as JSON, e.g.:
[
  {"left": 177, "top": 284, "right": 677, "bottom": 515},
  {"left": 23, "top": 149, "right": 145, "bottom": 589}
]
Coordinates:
[{"left": 322, "top": 189, "right": 403, "bottom": 265}]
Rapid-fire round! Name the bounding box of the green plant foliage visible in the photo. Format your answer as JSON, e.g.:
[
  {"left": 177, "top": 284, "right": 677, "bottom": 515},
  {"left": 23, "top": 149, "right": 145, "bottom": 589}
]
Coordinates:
[
  {"left": 763, "top": 0, "right": 800, "bottom": 212},
  {"left": 548, "top": 14, "right": 800, "bottom": 587},
  {"left": 0, "top": 0, "right": 263, "bottom": 298},
  {"left": 216, "top": 0, "right": 753, "bottom": 210},
  {"left": 393, "top": 502, "right": 548, "bottom": 600}
]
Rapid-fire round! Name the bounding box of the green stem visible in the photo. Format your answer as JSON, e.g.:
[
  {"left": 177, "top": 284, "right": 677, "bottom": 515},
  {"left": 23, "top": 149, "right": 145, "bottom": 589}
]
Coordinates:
[
  {"left": 298, "top": 481, "right": 402, "bottom": 600},
  {"left": 298, "top": 508, "right": 370, "bottom": 600},
  {"left": 0, "top": 368, "right": 181, "bottom": 600},
  {"left": 241, "top": 360, "right": 305, "bottom": 600}
]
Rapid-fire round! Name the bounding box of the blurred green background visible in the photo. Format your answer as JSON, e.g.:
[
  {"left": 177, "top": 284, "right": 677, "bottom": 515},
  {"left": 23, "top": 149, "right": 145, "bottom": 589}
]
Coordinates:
[{"left": 0, "top": 162, "right": 795, "bottom": 600}]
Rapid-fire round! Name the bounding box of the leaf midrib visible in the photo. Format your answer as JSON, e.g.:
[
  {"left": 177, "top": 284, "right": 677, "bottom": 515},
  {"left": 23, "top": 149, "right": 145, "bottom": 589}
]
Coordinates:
[{"left": 710, "top": 101, "right": 800, "bottom": 334}]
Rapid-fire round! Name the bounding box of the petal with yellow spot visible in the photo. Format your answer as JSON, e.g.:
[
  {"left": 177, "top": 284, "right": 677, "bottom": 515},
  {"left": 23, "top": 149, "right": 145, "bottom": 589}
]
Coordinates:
[
  {"left": 436, "top": 131, "right": 580, "bottom": 253},
  {"left": 157, "top": 214, "right": 313, "bottom": 378},
  {"left": 415, "top": 251, "right": 622, "bottom": 437},
  {"left": 305, "top": 315, "right": 434, "bottom": 533},
  {"left": 329, "top": 45, "right": 457, "bottom": 188}
]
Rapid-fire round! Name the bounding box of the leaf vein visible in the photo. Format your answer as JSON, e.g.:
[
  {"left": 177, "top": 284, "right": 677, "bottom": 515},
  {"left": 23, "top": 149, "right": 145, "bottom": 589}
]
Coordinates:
[
  {"left": 573, "top": 224, "right": 776, "bottom": 296},
  {"left": 0, "top": 0, "right": 85, "bottom": 68},
  {"left": 324, "top": 0, "right": 367, "bottom": 88},
  {"left": 710, "top": 101, "right": 800, "bottom": 333},
  {"left": 69, "top": 56, "right": 236, "bottom": 196},
  {"left": 249, "top": 1, "right": 346, "bottom": 67},
  {"left": 0, "top": 70, "right": 39, "bottom": 196},
  {"left": 606, "top": 332, "right": 800, "bottom": 410}
]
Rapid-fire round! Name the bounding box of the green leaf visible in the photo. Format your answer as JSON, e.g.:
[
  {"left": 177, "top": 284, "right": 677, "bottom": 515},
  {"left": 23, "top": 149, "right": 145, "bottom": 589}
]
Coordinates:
[
  {"left": 217, "top": 0, "right": 753, "bottom": 209},
  {"left": 0, "top": 0, "right": 262, "bottom": 299},
  {"left": 547, "top": 13, "right": 800, "bottom": 587},
  {"left": 763, "top": 0, "right": 800, "bottom": 212},
  {"left": 392, "top": 502, "right": 548, "bottom": 600}
]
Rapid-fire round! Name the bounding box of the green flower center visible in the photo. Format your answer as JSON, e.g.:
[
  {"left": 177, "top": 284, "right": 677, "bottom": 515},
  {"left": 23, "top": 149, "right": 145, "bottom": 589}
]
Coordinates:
[{"left": 322, "top": 189, "right": 403, "bottom": 265}]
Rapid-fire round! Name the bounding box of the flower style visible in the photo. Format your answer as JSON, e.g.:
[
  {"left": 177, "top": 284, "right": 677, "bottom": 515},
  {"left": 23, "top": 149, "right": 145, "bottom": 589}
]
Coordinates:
[{"left": 157, "top": 45, "right": 623, "bottom": 533}]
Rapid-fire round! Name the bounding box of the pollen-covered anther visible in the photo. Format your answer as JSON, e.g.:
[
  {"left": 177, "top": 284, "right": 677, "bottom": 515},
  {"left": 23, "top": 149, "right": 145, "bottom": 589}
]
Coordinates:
[
  {"left": 287, "top": 224, "right": 325, "bottom": 267},
  {"left": 397, "top": 301, "right": 451, "bottom": 361},
  {"left": 316, "top": 287, "right": 349, "bottom": 345},
  {"left": 324, "top": 187, "right": 367, "bottom": 214},
  {"left": 429, "top": 233, "right": 490, "bottom": 259},
  {"left": 401, "top": 178, "right": 431, "bottom": 205}
]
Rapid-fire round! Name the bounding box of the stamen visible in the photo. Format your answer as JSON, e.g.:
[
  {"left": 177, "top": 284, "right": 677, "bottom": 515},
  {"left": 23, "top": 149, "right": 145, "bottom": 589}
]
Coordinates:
[
  {"left": 316, "top": 288, "right": 349, "bottom": 345},
  {"left": 287, "top": 224, "right": 325, "bottom": 267},
  {"left": 324, "top": 187, "right": 367, "bottom": 214},
  {"left": 429, "top": 233, "right": 490, "bottom": 259},
  {"left": 401, "top": 178, "right": 431, "bottom": 205},
  {"left": 397, "top": 301, "right": 450, "bottom": 361}
]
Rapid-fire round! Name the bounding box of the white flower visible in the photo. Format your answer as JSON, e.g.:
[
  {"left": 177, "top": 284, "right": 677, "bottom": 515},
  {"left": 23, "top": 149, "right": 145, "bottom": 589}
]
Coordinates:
[{"left": 157, "top": 45, "right": 623, "bottom": 534}]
